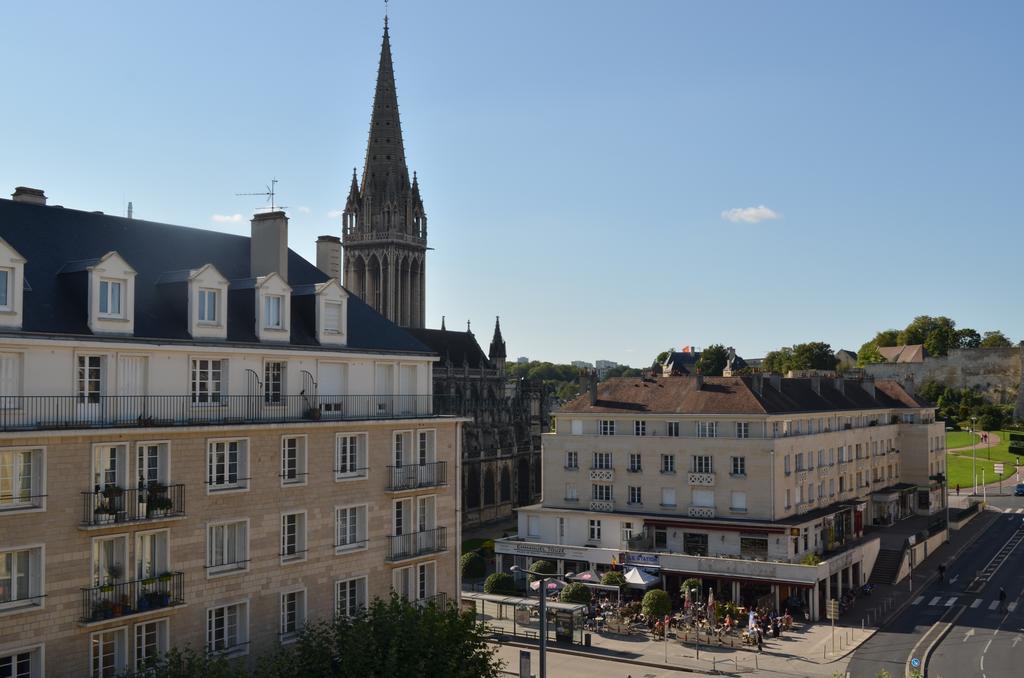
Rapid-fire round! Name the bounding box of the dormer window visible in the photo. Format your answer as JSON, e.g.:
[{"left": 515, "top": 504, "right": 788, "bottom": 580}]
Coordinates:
[
  {"left": 264, "top": 294, "right": 284, "bottom": 329},
  {"left": 198, "top": 288, "right": 218, "bottom": 323},
  {"left": 0, "top": 268, "right": 11, "bottom": 310},
  {"left": 324, "top": 302, "right": 342, "bottom": 334},
  {"left": 313, "top": 279, "right": 348, "bottom": 347},
  {"left": 98, "top": 279, "right": 124, "bottom": 317}
]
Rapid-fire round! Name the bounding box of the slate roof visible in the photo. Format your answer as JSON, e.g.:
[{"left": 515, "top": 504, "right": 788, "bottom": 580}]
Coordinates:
[
  {"left": 558, "top": 375, "right": 927, "bottom": 415},
  {"left": 0, "top": 198, "right": 431, "bottom": 355},
  {"left": 404, "top": 327, "right": 491, "bottom": 368}
]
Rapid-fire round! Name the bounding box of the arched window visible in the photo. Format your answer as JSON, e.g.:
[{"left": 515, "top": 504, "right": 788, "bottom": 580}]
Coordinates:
[
  {"left": 500, "top": 466, "right": 511, "bottom": 503},
  {"left": 483, "top": 467, "right": 496, "bottom": 506}
]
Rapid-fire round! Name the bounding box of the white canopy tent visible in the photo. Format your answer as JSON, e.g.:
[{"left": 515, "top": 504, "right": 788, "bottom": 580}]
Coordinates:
[{"left": 623, "top": 567, "right": 659, "bottom": 589}]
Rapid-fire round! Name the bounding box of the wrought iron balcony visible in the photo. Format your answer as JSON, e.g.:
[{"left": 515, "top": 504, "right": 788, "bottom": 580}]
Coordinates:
[
  {"left": 81, "top": 572, "right": 184, "bottom": 623},
  {"left": 81, "top": 483, "right": 186, "bottom": 527},
  {"left": 386, "top": 527, "right": 447, "bottom": 562},
  {"left": 0, "top": 394, "right": 442, "bottom": 432},
  {"left": 386, "top": 461, "right": 447, "bottom": 491}
]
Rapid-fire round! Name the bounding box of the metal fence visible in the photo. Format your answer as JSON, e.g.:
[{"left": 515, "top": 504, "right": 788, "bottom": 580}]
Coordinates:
[
  {"left": 386, "top": 527, "right": 447, "bottom": 562},
  {"left": 386, "top": 461, "right": 447, "bottom": 491},
  {"left": 81, "top": 572, "right": 185, "bottom": 623},
  {"left": 81, "top": 483, "right": 186, "bottom": 526}
]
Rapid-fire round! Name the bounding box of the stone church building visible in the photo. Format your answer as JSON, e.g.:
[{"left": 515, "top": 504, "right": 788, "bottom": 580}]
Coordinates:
[{"left": 319, "top": 17, "right": 549, "bottom": 527}]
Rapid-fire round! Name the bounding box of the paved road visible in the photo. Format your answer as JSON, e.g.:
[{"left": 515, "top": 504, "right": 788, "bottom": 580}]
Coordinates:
[
  {"left": 844, "top": 510, "right": 1020, "bottom": 677},
  {"left": 929, "top": 498, "right": 1024, "bottom": 678}
]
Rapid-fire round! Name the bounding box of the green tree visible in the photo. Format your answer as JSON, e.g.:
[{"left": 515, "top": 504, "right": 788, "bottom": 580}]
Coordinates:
[
  {"left": 483, "top": 572, "right": 516, "bottom": 595},
  {"left": 695, "top": 344, "right": 728, "bottom": 376},
  {"left": 789, "top": 342, "right": 837, "bottom": 371},
  {"left": 256, "top": 595, "right": 503, "bottom": 678},
  {"left": 603, "top": 366, "right": 642, "bottom": 378},
  {"left": 601, "top": 571, "right": 626, "bottom": 588},
  {"left": 956, "top": 328, "right": 981, "bottom": 349},
  {"left": 978, "top": 405, "right": 1005, "bottom": 432},
  {"left": 917, "top": 380, "right": 945, "bottom": 406},
  {"left": 897, "top": 315, "right": 958, "bottom": 357},
  {"left": 559, "top": 582, "right": 592, "bottom": 605},
  {"left": 761, "top": 347, "right": 793, "bottom": 374},
  {"left": 655, "top": 350, "right": 671, "bottom": 365},
  {"left": 979, "top": 331, "right": 1013, "bottom": 348},
  {"left": 460, "top": 551, "right": 486, "bottom": 580},
  {"left": 128, "top": 646, "right": 244, "bottom": 678},
  {"left": 642, "top": 589, "right": 672, "bottom": 618},
  {"left": 528, "top": 560, "right": 557, "bottom": 581}
]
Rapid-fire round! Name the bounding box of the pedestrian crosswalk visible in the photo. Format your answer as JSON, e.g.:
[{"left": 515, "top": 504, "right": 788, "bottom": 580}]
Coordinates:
[
  {"left": 995, "top": 507, "right": 1024, "bottom": 513},
  {"left": 910, "top": 595, "right": 1018, "bottom": 611}
]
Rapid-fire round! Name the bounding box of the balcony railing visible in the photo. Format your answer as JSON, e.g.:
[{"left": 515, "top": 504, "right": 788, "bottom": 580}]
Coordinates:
[
  {"left": 386, "top": 462, "right": 447, "bottom": 491},
  {"left": 687, "top": 472, "right": 715, "bottom": 486},
  {"left": 81, "top": 572, "right": 184, "bottom": 623},
  {"left": 81, "top": 484, "right": 186, "bottom": 526},
  {"left": 413, "top": 592, "right": 449, "bottom": 609},
  {"left": 0, "top": 394, "right": 441, "bottom": 432},
  {"left": 386, "top": 527, "right": 447, "bottom": 562}
]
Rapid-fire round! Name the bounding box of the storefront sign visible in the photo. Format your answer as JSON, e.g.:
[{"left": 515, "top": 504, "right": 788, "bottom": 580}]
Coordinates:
[
  {"left": 497, "top": 541, "right": 591, "bottom": 560},
  {"left": 621, "top": 552, "right": 660, "bottom": 567}
]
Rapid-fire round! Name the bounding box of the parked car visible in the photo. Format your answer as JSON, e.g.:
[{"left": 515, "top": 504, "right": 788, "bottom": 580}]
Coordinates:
[{"left": 1014, "top": 484, "right": 1024, "bottom": 497}]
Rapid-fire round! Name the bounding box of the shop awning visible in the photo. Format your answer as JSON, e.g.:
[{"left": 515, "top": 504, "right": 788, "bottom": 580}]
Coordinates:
[{"left": 567, "top": 569, "right": 601, "bottom": 583}]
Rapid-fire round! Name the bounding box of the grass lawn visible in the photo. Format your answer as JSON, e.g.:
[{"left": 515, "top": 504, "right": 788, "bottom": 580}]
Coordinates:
[
  {"left": 945, "top": 430, "right": 979, "bottom": 450},
  {"left": 945, "top": 454, "right": 1017, "bottom": 490}
]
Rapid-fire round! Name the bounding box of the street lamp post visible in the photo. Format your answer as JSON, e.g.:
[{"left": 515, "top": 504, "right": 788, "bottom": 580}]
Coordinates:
[
  {"left": 512, "top": 565, "right": 549, "bottom": 678},
  {"left": 971, "top": 416, "right": 978, "bottom": 495}
]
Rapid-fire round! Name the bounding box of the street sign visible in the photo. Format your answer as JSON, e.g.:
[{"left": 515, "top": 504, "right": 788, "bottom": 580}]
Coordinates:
[
  {"left": 994, "top": 463, "right": 1004, "bottom": 474},
  {"left": 826, "top": 599, "right": 839, "bottom": 620},
  {"left": 911, "top": 657, "right": 921, "bottom": 668}
]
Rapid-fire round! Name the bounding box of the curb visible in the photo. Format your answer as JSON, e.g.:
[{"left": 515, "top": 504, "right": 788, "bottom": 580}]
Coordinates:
[{"left": 494, "top": 638, "right": 705, "bottom": 674}]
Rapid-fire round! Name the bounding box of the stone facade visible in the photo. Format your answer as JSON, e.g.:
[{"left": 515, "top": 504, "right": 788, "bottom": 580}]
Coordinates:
[{"left": 863, "top": 345, "right": 1023, "bottom": 405}]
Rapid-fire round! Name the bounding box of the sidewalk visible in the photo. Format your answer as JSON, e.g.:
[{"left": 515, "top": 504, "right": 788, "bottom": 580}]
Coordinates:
[{"left": 483, "top": 509, "right": 998, "bottom": 676}]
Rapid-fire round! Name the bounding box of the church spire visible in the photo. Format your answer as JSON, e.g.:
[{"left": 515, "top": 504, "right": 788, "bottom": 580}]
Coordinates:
[
  {"left": 489, "top": 315, "right": 507, "bottom": 368},
  {"left": 361, "top": 16, "right": 409, "bottom": 199}
]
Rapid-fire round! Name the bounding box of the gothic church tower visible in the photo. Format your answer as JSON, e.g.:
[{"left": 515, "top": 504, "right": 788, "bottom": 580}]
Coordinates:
[{"left": 342, "top": 17, "right": 427, "bottom": 327}]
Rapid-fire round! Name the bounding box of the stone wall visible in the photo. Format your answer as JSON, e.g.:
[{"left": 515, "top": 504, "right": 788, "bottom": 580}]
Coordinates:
[{"left": 863, "top": 346, "right": 1023, "bottom": 406}]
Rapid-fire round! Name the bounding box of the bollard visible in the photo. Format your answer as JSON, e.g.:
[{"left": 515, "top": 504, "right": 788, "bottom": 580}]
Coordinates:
[
  {"left": 713, "top": 658, "right": 716, "bottom": 672},
  {"left": 755, "top": 653, "right": 759, "bottom": 671},
  {"left": 734, "top": 658, "right": 739, "bottom": 672},
  {"left": 824, "top": 644, "right": 827, "bottom": 659}
]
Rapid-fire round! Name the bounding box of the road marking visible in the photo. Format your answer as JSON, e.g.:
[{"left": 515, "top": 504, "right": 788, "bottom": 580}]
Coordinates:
[
  {"left": 1016, "top": 508, "right": 1024, "bottom": 514},
  {"left": 946, "top": 597, "right": 958, "bottom": 607},
  {"left": 984, "top": 639, "right": 992, "bottom": 653},
  {"left": 929, "top": 596, "right": 942, "bottom": 606},
  {"left": 963, "top": 628, "right": 976, "bottom": 643},
  {"left": 1010, "top": 602, "right": 1019, "bottom": 612},
  {"left": 950, "top": 574, "right": 960, "bottom": 584},
  {"left": 972, "top": 599, "right": 983, "bottom": 608},
  {"left": 981, "top": 654, "right": 985, "bottom": 671},
  {"left": 989, "top": 600, "right": 1000, "bottom": 610},
  {"left": 912, "top": 596, "right": 925, "bottom": 606}
]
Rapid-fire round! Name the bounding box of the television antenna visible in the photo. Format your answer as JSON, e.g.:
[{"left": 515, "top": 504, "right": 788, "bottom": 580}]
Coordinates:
[{"left": 236, "top": 178, "right": 287, "bottom": 212}]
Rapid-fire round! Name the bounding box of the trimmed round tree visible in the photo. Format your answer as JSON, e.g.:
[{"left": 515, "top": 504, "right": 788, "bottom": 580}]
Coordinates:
[
  {"left": 528, "top": 559, "right": 557, "bottom": 581},
  {"left": 680, "top": 578, "right": 702, "bottom": 600},
  {"left": 559, "top": 582, "right": 592, "bottom": 605},
  {"left": 483, "top": 572, "right": 516, "bottom": 595},
  {"left": 642, "top": 588, "right": 672, "bottom": 619},
  {"left": 601, "top": 571, "right": 626, "bottom": 588},
  {"left": 460, "top": 551, "right": 486, "bottom": 580}
]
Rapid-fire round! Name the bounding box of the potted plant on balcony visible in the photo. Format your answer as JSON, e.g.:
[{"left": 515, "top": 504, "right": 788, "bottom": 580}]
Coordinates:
[
  {"left": 94, "top": 502, "right": 116, "bottom": 525},
  {"left": 101, "top": 484, "right": 123, "bottom": 500},
  {"left": 93, "top": 599, "right": 115, "bottom": 620},
  {"left": 148, "top": 494, "right": 174, "bottom": 517},
  {"left": 304, "top": 405, "right": 322, "bottom": 421}
]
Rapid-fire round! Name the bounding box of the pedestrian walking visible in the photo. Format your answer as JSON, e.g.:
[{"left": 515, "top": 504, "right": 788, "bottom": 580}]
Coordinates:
[
  {"left": 999, "top": 587, "right": 1007, "bottom": 613},
  {"left": 938, "top": 564, "right": 945, "bottom": 584},
  {"left": 756, "top": 628, "right": 764, "bottom": 653},
  {"left": 956, "top": 483, "right": 960, "bottom": 496}
]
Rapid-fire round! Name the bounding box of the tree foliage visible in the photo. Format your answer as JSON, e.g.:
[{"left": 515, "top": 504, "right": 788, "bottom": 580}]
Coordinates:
[
  {"left": 642, "top": 588, "right": 672, "bottom": 618},
  {"left": 528, "top": 559, "right": 557, "bottom": 581},
  {"left": 979, "top": 330, "right": 1013, "bottom": 348},
  {"left": 460, "top": 551, "right": 486, "bottom": 580},
  {"left": 695, "top": 344, "right": 728, "bottom": 376},
  {"left": 762, "top": 342, "right": 836, "bottom": 374},
  {"left": 559, "top": 582, "right": 592, "bottom": 605},
  {"left": 857, "top": 329, "right": 900, "bottom": 366},
  {"left": 603, "top": 365, "right": 643, "bottom": 378},
  {"left": 680, "top": 578, "right": 702, "bottom": 599},
  {"left": 129, "top": 597, "right": 503, "bottom": 678},
  {"left": 601, "top": 570, "right": 626, "bottom": 588},
  {"left": 484, "top": 572, "right": 516, "bottom": 595}
]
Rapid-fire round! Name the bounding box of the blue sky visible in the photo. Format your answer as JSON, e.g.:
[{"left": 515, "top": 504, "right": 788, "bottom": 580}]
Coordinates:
[{"left": 2, "top": 1, "right": 1021, "bottom": 365}]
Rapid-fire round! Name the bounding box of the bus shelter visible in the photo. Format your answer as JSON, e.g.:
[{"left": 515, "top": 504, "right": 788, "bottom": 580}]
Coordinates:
[{"left": 462, "top": 591, "right": 588, "bottom": 645}]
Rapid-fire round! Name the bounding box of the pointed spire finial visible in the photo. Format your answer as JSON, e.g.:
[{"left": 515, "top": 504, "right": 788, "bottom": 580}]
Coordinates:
[
  {"left": 384, "top": 0, "right": 389, "bottom": 30},
  {"left": 441, "top": 315, "right": 446, "bottom": 331},
  {"left": 467, "top": 319, "right": 472, "bottom": 333}
]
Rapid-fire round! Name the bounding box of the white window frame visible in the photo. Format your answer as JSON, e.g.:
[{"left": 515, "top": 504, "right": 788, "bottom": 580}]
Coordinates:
[
  {"left": 592, "top": 452, "right": 611, "bottom": 470},
  {"left": 588, "top": 519, "right": 602, "bottom": 541},
  {"left": 730, "top": 456, "right": 746, "bottom": 477},
  {"left": 206, "top": 438, "right": 249, "bottom": 493},
  {"left": 591, "top": 483, "right": 612, "bottom": 501},
  {"left": 634, "top": 420, "right": 646, "bottom": 436},
  {"left": 263, "top": 360, "right": 286, "bottom": 405},
  {"left": 334, "top": 433, "right": 368, "bottom": 480},
  {"left": 0, "top": 544, "right": 44, "bottom": 613},
  {"left": 335, "top": 576, "right": 367, "bottom": 618},
  {"left": 692, "top": 455, "right": 712, "bottom": 474},
  {"left": 0, "top": 446, "right": 45, "bottom": 512},
  {"left": 661, "top": 487, "right": 677, "bottom": 507},
  {"left": 206, "top": 600, "right": 249, "bottom": 657},
  {"left": 323, "top": 301, "right": 343, "bottom": 334},
  {"left": 133, "top": 528, "right": 170, "bottom": 581},
  {"left": 0, "top": 268, "right": 11, "bottom": 311},
  {"left": 667, "top": 421, "right": 680, "bottom": 437},
  {"left": 280, "top": 510, "right": 307, "bottom": 564},
  {"left": 77, "top": 354, "right": 105, "bottom": 405},
  {"left": 565, "top": 450, "right": 579, "bottom": 469},
  {"left": 90, "top": 626, "right": 128, "bottom": 678},
  {"left": 599, "top": 419, "right": 615, "bottom": 436},
  {"left": 564, "top": 483, "right": 577, "bottom": 501},
  {"left": 190, "top": 358, "right": 224, "bottom": 405},
  {"left": 0, "top": 352, "right": 22, "bottom": 407},
  {"left": 660, "top": 454, "right": 676, "bottom": 474},
  {"left": 697, "top": 421, "right": 719, "bottom": 438},
  {"left": 621, "top": 521, "right": 634, "bottom": 543},
  {"left": 628, "top": 485, "right": 642, "bottom": 505},
  {"left": 736, "top": 422, "right": 749, "bottom": 439},
  {"left": 263, "top": 294, "right": 284, "bottom": 329},
  {"left": 98, "top": 278, "right": 124, "bottom": 319},
  {"left": 280, "top": 435, "right": 307, "bottom": 487},
  {"left": 279, "top": 588, "right": 307, "bottom": 643},
  {"left": 133, "top": 618, "right": 168, "bottom": 670},
  {"left": 0, "top": 644, "right": 43, "bottom": 678},
  {"left": 206, "top": 519, "right": 249, "bottom": 577},
  {"left": 197, "top": 288, "right": 218, "bottom": 324},
  {"left": 628, "top": 452, "right": 641, "bottom": 472},
  {"left": 335, "top": 504, "right": 368, "bottom": 553}
]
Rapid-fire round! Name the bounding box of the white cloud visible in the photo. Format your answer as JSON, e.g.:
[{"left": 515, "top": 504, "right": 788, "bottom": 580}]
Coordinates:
[
  {"left": 327, "top": 209, "right": 344, "bottom": 218},
  {"left": 297, "top": 206, "right": 311, "bottom": 214},
  {"left": 211, "top": 213, "right": 243, "bottom": 223},
  {"left": 720, "top": 205, "right": 781, "bottom": 224}
]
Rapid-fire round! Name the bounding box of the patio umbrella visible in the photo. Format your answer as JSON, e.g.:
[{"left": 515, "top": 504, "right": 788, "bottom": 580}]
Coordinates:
[
  {"left": 623, "top": 567, "right": 659, "bottom": 589},
  {"left": 529, "top": 578, "right": 566, "bottom": 593},
  {"left": 569, "top": 569, "right": 600, "bottom": 583},
  {"left": 706, "top": 589, "right": 716, "bottom": 625}
]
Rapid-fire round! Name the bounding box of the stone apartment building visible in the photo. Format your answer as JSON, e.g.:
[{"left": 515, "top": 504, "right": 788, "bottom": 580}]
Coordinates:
[
  {"left": 496, "top": 373, "right": 945, "bottom": 621},
  {"left": 0, "top": 189, "right": 462, "bottom": 677}
]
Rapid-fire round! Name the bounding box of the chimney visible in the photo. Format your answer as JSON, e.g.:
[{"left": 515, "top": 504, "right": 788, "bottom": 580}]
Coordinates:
[
  {"left": 250, "top": 211, "right": 289, "bottom": 281},
  {"left": 810, "top": 375, "right": 821, "bottom": 396},
  {"left": 316, "top": 235, "right": 342, "bottom": 280},
  {"left": 769, "top": 373, "right": 782, "bottom": 392},
  {"left": 11, "top": 187, "right": 46, "bottom": 205},
  {"left": 861, "top": 377, "right": 876, "bottom": 399},
  {"left": 834, "top": 378, "right": 845, "bottom": 395},
  {"left": 751, "top": 373, "right": 764, "bottom": 396},
  {"left": 695, "top": 373, "right": 704, "bottom": 390}
]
